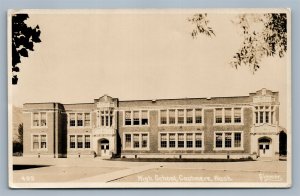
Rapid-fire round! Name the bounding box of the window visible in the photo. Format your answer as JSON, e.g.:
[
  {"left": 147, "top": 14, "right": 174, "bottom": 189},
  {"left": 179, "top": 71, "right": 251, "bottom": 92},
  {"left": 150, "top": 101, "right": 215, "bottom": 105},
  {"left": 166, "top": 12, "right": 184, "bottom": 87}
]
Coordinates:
[
  {"left": 125, "top": 134, "right": 131, "bottom": 149},
  {"left": 133, "top": 111, "right": 140, "bottom": 125},
  {"left": 169, "top": 133, "right": 176, "bottom": 148},
  {"left": 41, "top": 112, "right": 47, "bottom": 126},
  {"left": 234, "top": 133, "right": 241, "bottom": 147},
  {"left": 215, "top": 132, "right": 243, "bottom": 149},
  {"left": 69, "top": 113, "right": 76, "bottom": 126},
  {"left": 101, "top": 111, "right": 105, "bottom": 126},
  {"left": 160, "top": 110, "right": 167, "bottom": 124},
  {"left": 178, "top": 133, "right": 184, "bottom": 148},
  {"left": 33, "top": 113, "right": 39, "bottom": 126},
  {"left": 141, "top": 111, "right": 148, "bottom": 125},
  {"left": 215, "top": 133, "right": 223, "bottom": 148},
  {"left": 160, "top": 133, "right": 167, "bottom": 148},
  {"left": 177, "top": 109, "right": 184, "bottom": 124},
  {"left": 195, "top": 109, "right": 202, "bottom": 124},
  {"left": 195, "top": 133, "right": 202, "bottom": 148},
  {"left": 77, "top": 113, "right": 83, "bottom": 126},
  {"left": 225, "top": 133, "right": 232, "bottom": 148},
  {"left": 186, "top": 133, "right": 193, "bottom": 148},
  {"left": 265, "top": 111, "right": 269, "bottom": 123},
  {"left": 215, "top": 108, "right": 223, "bottom": 123},
  {"left": 41, "top": 135, "right": 47, "bottom": 148},
  {"left": 85, "top": 135, "right": 90, "bottom": 148},
  {"left": 33, "top": 135, "right": 39, "bottom": 149},
  {"left": 124, "top": 111, "right": 148, "bottom": 126},
  {"left": 105, "top": 111, "right": 109, "bottom": 126},
  {"left": 225, "top": 108, "right": 232, "bottom": 123},
  {"left": 32, "top": 134, "right": 47, "bottom": 150},
  {"left": 84, "top": 113, "right": 91, "bottom": 126},
  {"left": 32, "top": 112, "right": 47, "bottom": 127},
  {"left": 234, "top": 108, "right": 241, "bottom": 123},
  {"left": 125, "top": 111, "right": 131, "bottom": 125},
  {"left": 142, "top": 134, "right": 148, "bottom": 148},
  {"left": 259, "top": 112, "right": 264, "bottom": 123},
  {"left": 169, "top": 110, "right": 176, "bottom": 124},
  {"left": 186, "top": 109, "right": 193, "bottom": 124},
  {"left": 133, "top": 134, "right": 140, "bottom": 148},
  {"left": 77, "top": 135, "right": 83, "bottom": 148},
  {"left": 70, "top": 135, "right": 76, "bottom": 148},
  {"left": 255, "top": 112, "right": 259, "bottom": 123}
]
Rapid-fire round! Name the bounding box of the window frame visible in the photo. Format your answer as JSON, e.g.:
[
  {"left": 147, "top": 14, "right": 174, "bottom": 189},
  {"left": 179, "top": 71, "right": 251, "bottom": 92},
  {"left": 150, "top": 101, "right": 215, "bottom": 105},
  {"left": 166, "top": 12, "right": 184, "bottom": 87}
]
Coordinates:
[
  {"left": 67, "top": 112, "right": 92, "bottom": 128},
  {"left": 31, "top": 133, "right": 48, "bottom": 151},
  {"left": 158, "top": 108, "right": 204, "bottom": 126},
  {"left": 213, "top": 107, "right": 244, "bottom": 125},
  {"left": 122, "top": 132, "right": 150, "bottom": 150},
  {"left": 213, "top": 131, "right": 244, "bottom": 150},
  {"left": 123, "top": 110, "right": 150, "bottom": 127},
  {"left": 68, "top": 134, "right": 92, "bottom": 150},
  {"left": 31, "top": 112, "right": 48, "bottom": 128}
]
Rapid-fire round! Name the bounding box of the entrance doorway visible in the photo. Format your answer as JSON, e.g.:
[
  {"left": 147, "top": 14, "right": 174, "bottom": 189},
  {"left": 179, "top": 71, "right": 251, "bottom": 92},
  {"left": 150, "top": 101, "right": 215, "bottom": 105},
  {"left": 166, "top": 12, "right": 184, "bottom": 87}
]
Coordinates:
[
  {"left": 258, "top": 137, "right": 272, "bottom": 158},
  {"left": 98, "top": 139, "right": 109, "bottom": 157}
]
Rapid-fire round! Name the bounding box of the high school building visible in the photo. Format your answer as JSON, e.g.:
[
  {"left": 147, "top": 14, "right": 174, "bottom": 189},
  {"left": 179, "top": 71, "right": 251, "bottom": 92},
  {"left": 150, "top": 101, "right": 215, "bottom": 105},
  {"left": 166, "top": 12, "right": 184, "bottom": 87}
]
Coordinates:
[{"left": 21, "top": 88, "right": 287, "bottom": 160}]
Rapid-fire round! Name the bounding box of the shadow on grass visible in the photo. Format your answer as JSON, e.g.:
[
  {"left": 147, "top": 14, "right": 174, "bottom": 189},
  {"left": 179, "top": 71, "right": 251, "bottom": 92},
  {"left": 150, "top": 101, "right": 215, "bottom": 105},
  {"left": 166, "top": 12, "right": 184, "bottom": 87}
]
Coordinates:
[{"left": 13, "top": 165, "right": 51, "bottom": 170}]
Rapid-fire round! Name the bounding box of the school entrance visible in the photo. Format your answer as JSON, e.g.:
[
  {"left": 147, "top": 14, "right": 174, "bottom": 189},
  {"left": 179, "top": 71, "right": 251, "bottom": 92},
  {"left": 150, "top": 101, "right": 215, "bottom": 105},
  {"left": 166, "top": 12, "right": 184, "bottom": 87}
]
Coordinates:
[{"left": 97, "top": 138, "right": 110, "bottom": 157}]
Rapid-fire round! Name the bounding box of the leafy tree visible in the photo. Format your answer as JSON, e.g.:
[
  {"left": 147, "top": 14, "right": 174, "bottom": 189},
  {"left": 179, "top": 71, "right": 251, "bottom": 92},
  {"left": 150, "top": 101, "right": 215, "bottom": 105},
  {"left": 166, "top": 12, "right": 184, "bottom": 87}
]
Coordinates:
[
  {"left": 18, "top": 123, "right": 23, "bottom": 145},
  {"left": 188, "top": 13, "right": 287, "bottom": 73},
  {"left": 12, "top": 14, "right": 41, "bottom": 85}
]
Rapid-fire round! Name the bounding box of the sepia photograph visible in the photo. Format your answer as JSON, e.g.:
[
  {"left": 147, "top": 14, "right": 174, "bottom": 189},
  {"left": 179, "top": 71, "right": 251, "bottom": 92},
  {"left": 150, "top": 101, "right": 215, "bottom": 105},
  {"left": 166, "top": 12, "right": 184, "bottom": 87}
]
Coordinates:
[{"left": 7, "top": 9, "right": 291, "bottom": 188}]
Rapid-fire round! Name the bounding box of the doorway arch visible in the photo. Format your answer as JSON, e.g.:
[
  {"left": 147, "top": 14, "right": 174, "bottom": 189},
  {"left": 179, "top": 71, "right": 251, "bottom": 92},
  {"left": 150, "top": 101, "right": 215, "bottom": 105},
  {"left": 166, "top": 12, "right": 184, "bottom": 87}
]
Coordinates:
[
  {"left": 97, "top": 138, "right": 110, "bottom": 157},
  {"left": 279, "top": 131, "right": 287, "bottom": 156},
  {"left": 258, "top": 137, "right": 272, "bottom": 158}
]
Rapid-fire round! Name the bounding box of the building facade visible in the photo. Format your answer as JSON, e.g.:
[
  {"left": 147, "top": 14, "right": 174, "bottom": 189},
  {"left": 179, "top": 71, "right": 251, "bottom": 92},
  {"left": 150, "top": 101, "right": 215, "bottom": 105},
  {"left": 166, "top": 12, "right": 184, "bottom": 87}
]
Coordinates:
[{"left": 21, "top": 88, "right": 286, "bottom": 160}]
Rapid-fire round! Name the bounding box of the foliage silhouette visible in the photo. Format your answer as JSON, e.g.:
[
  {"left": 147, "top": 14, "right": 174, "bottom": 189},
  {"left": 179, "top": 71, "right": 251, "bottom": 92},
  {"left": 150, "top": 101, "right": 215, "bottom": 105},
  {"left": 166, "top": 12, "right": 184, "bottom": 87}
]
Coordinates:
[
  {"left": 189, "top": 13, "right": 287, "bottom": 73},
  {"left": 12, "top": 14, "right": 41, "bottom": 84}
]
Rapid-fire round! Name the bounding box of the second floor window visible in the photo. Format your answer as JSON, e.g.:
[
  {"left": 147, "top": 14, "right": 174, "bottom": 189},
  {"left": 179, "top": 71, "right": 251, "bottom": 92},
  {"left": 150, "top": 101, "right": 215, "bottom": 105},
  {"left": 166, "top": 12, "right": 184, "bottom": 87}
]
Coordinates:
[
  {"left": 69, "top": 112, "right": 91, "bottom": 127},
  {"left": 215, "top": 108, "right": 242, "bottom": 124},
  {"left": 254, "top": 105, "right": 275, "bottom": 125},
  {"left": 124, "top": 110, "right": 149, "bottom": 126},
  {"left": 32, "top": 112, "right": 47, "bottom": 127}
]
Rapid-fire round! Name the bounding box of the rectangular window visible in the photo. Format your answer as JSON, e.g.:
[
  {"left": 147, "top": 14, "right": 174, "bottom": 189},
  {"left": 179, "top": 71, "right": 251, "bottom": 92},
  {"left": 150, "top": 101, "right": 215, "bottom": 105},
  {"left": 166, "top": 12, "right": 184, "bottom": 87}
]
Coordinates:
[
  {"left": 85, "top": 135, "right": 90, "bottom": 148},
  {"left": 215, "top": 108, "right": 223, "bottom": 123},
  {"left": 125, "top": 111, "right": 131, "bottom": 125},
  {"left": 255, "top": 112, "right": 259, "bottom": 124},
  {"left": 260, "top": 111, "right": 264, "bottom": 123},
  {"left": 133, "top": 111, "right": 140, "bottom": 125},
  {"left": 169, "top": 110, "right": 176, "bottom": 124},
  {"left": 177, "top": 109, "right": 184, "bottom": 124},
  {"left": 195, "top": 109, "right": 202, "bottom": 124},
  {"left": 234, "top": 108, "right": 241, "bottom": 123},
  {"left": 33, "top": 113, "right": 39, "bottom": 126},
  {"left": 33, "top": 135, "right": 39, "bottom": 149},
  {"left": 40, "top": 135, "right": 47, "bottom": 149},
  {"left": 40, "top": 112, "right": 47, "bottom": 126},
  {"left": 225, "top": 133, "right": 232, "bottom": 148},
  {"left": 195, "top": 133, "right": 202, "bottom": 148},
  {"left": 186, "top": 133, "right": 193, "bottom": 148},
  {"left": 133, "top": 134, "right": 140, "bottom": 148},
  {"left": 125, "top": 134, "right": 131, "bottom": 149},
  {"left": 178, "top": 133, "right": 184, "bottom": 148},
  {"left": 215, "top": 133, "right": 223, "bottom": 148},
  {"left": 169, "top": 133, "right": 176, "bottom": 148},
  {"left": 271, "top": 112, "right": 274, "bottom": 124},
  {"left": 77, "top": 135, "right": 83, "bottom": 148},
  {"left": 101, "top": 111, "right": 105, "bottom": 126},
  {"left": 69, "top": 113, "right": 76, "bottom": 127},
  {"left": 234, "top": 133, "right": 241, "bottom": 148},
  {"left": 186, "top": 109, "right": 193, "bottom": 124},
  {"left": 141, "top": 134, "right": 148, "bottom": 148},
  {"left": 265, "top": 111, "right": 269, "bottom": 123},
  {"left": 84, "top": 113, "right": 90, "bottom": 126},
  {"left": 160, "top": 110, "right": 167, "bottom": 124},
  {"left": 141, "top": 111, "right": 148, "bottom": 125},
  {"left": 225, "top": 108, "right": 232, "bottom": 123},
  {"left": 70, "top": 135, "right": 75, "bottom": 148},
  {"left": 77, "top": 113, "right": 83, "bottom": 126},
  {"left": 160, "top": 133, "right": 167, "bottom": 148}
]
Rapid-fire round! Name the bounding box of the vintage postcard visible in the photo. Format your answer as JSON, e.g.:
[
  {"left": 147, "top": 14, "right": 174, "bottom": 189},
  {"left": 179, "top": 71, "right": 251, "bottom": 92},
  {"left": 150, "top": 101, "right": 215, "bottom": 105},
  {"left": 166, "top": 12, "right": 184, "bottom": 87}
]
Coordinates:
[{"left": 8, "top": 9, "right": 291, "bottom": 188}]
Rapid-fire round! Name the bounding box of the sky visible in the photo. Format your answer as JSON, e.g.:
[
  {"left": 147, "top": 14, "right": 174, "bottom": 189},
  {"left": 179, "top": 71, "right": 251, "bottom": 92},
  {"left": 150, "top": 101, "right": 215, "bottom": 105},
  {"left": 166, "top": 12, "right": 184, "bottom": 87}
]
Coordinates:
[{"left": 10, "top": 10, "right": 289, "bottom": 127}]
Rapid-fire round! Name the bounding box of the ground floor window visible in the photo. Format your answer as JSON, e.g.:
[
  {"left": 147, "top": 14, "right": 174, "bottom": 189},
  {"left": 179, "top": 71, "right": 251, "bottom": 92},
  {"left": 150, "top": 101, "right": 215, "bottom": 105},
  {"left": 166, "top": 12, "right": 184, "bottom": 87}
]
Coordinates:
[
  {"left": 123, "top": 133, "right": 149, "bottom": 150},
  {"left": 214, "top": 131, "right": 243, "bottom": 150},
  {"left": 69, "top": 134, "right": 91, "bottom": 149},
  {"left": 32, "top": 134, "right": 47, "bottom": 150},
  {"left": 159, "top": 132, "right": 204, "bottom": 149}
]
